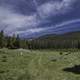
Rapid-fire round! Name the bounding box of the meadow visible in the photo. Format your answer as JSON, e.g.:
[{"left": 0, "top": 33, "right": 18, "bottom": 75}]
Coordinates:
[{"left": 0, "top": 49, "right": 80, "bottom": 80}]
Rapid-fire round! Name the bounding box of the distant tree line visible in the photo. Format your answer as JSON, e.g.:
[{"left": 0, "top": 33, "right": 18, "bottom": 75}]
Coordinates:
[
  {"left": 29, "top": 39, "right": 80, "bottom": 49},
  {"left": 0, "top": 30, "right": 80, "bottom": 49},
  {"left": 0, "top": 30, "right": 28, "bottom": 49}
]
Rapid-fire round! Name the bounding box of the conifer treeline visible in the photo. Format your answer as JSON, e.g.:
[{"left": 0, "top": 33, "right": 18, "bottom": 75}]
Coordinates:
[
  {"left": 0, "top": 30, "right": 80, "bottom": 49},
  {"left": 29, "top": 39, "right": 80, "bottom": 49},
  {"left": 0, "top": 30, "right": 28, "bottom": 49}
]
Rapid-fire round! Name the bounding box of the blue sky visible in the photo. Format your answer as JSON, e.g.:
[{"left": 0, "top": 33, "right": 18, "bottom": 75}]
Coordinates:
[{"left": 0, "top": 0, "right": 80, "bottom": 38}]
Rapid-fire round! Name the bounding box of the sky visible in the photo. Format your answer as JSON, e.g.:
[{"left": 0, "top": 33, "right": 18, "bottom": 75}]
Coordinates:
[{"left": 0, "top": 0, "right": 80, "bottom": 38}]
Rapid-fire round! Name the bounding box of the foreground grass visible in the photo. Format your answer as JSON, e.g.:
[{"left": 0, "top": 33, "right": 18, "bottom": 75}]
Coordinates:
[{"left": 0, "top": 49, "right": 80, "bottom": 80}]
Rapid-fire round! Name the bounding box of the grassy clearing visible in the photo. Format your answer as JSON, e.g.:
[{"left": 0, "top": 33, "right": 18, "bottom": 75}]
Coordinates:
[{"left": 0, "top": 49, "right": 80, "bottom": 80}]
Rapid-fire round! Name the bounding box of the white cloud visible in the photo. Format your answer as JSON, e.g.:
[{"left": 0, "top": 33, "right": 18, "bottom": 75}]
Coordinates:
[
  {"left": 0, "top": 7, "right": 40, "bottom": 35},
  {"left": 40, "top": 19, "right": 80, "bottom": 31},
  {"left": 19, "top": 19, "right": 80, "bottom": 36},
  {"left": 37, "top": 0, "right": 76, "bottom": 18},
  {"left": 14, "top": 28, "right": 45, "bottom": 35}
]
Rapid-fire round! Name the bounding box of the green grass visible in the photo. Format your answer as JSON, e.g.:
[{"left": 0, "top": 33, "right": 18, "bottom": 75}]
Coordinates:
[{"left": 0, "top": 49, "right": 80, "bottom": 80}]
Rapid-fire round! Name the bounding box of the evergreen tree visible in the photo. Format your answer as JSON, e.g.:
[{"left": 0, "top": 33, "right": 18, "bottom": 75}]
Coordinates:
[
  {"left": 7, "top": 37, "right": 13, "bottom": 49},
  {"left": 14, "top": 35, "right": 20, "bottom": 48},
  {"left": 0, "top": 30, "right": 5, "bottom": 48},
  {"left": 7, "top": 34, "right": 16, "bottom": 49}
]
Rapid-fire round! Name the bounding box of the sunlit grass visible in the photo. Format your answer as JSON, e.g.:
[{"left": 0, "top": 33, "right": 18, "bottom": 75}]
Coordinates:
[{"left": 0, "top": 49, "right": 80, "bottom": 80}]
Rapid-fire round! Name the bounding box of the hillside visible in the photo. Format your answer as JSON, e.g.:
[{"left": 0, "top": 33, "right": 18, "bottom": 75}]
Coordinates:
[
  {"left": 28, "top": 31, "right": 80, "bottom": 49},
  {"left": 37, "top": 31, "right": 80, "bottom": 40}
]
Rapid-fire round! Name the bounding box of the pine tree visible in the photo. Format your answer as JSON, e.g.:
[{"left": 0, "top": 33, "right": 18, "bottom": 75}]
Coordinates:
[
  {"left": 0, "top": 30, "right": 5, "bottom": 48},
  {"left": 14, "top": 34, "right": 20, "bottom": 48},
  {"left": 7, "top": 34, "right": 16, "bottom": 49},
  {"left": 7, "top": 37, "right": 12, "bottom": 49}
]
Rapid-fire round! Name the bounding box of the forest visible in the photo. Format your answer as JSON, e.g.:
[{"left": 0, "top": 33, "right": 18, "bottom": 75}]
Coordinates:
[{"left": 0, "top": 30, "right": 80, "bottom": 49}]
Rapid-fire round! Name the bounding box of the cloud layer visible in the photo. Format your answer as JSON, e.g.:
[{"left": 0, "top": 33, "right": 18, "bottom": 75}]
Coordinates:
[
  {"left": 38, "top": 0, "right": 75, "bottom": 18},
  {"left": 0, "top": 0, "right": 79, "bottom": 38}
]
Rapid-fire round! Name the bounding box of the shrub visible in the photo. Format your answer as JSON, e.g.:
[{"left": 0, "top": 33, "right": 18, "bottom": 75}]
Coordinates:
[
  {"left": 59, "top": 52, "right": 63, "bottom": 55},
  {"left": 2, "top": 59, "right": 7, "bottom": 62},
  {"left": 1, "top": 55, "right": 7, "bottom": 62},
  {"left": 0, "top": 70, "right": 5, "bottom": 74},
  {"left": 2, "top": 55, "right": 7, "bottom": 58}
]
